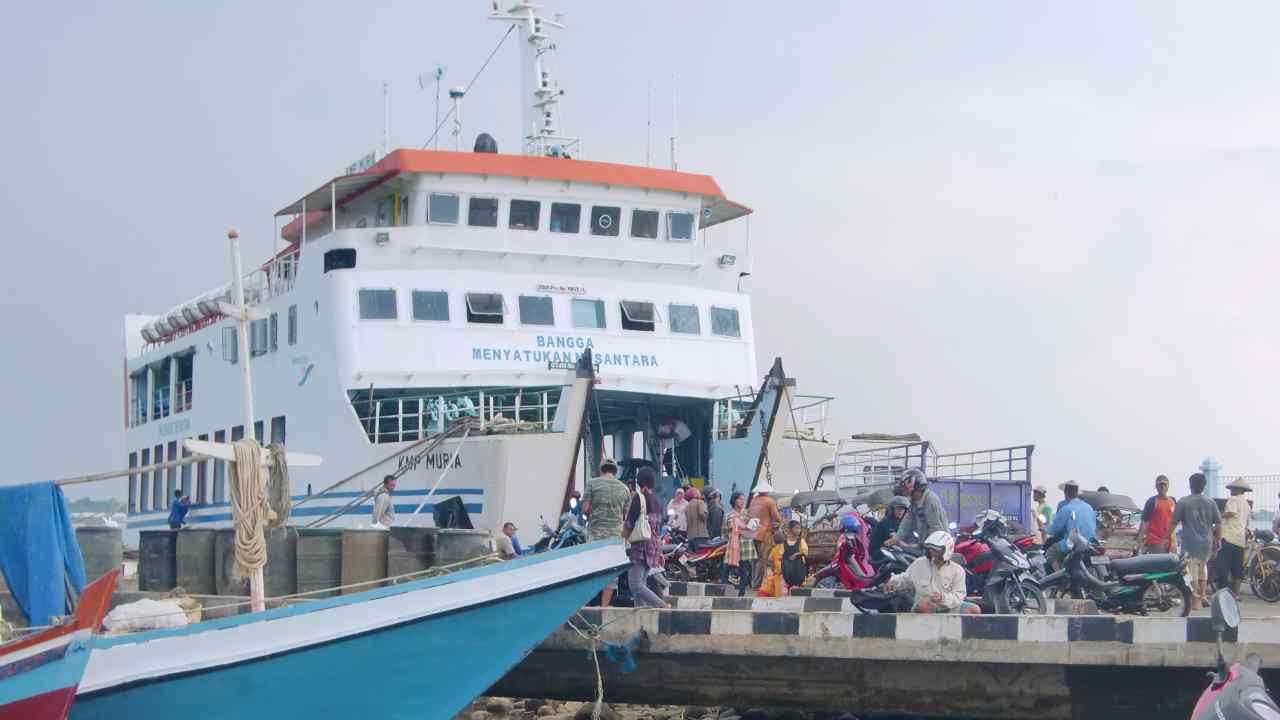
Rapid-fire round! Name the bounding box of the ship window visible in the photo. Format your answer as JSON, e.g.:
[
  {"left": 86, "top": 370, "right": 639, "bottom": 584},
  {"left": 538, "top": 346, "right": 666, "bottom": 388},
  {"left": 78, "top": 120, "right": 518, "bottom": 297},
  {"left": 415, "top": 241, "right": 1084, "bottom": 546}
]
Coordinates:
[
  {"left": 358, "top": 289, "right": 398, "bottom": 320},
  {"left": 468, "top": 197, "right": 499, "bottom": 227},
  {"left": 130, "top": 371, "right": 147, "bottom": 426},
  {"left": 128, "top": 451, "right": 138, "bottom": 513},
  {"left": 509, "top": 199, "right": 540, "bottom": 230},
  {"left": 139, "top": 447, "right": 150, "bottom": 512},
  {"left": 399, "top": 195, "right": 409, "bottom": 226},
  {"left": 196, "top": 434, "right": 208, "bottom": 503},
  {"left": 711, "top": 307, "right": 741, "bottom": 337},
  {"left": 166, "top": 440, "right": 178, "bottom": 507},
  {"left": 212, "top": 430, "right": 226, "bottom": 503},
  {"left": 631, "top": 209, "right": 659, "bottom": 239},
  {"left": 620, "top": 300, "right": 657, "bottom": 332},
  {"left": 668, "top": 211, "right": 695, "bottom": 242},
  {"left": 376, "top": 196, "right": 394, "bottom": 227},
  {"left": 222, "top": 327, "right": 237, "bottom": 363},
  {"left": 572, "top": 298, "right": 606, "bottom": 329},
  {"left": 590, "top": 206, "right": 620, "bottom": 237},
  {"left": 269, "top": 313, "right": 279, "bottom": 352},
  {"left": 180, "top": 442, "right": 192, "bottom": 497},
  {"left": 412, "top": 290, "right": 450, "bottom": 321},
  {"left": 323, "top": 248, "right": 356, "bottom": 272},
  {"left": 250, "top": 318, "right": 269, "bottom": 357},
  {"left": 669, "top": 304, "right": 700, "bottom": 334},
  {"left": 465, "top": 292, "right": 504, "bottom": 324},
  {"left": 550, "top": 203, "right": 581, "bottom": 233},
  {"left": 153, "top": 443, "right": 164, "bottom": 510},
  {"left": 288, "top": 305, "right": 298, "bottom": 345},
  {"left": 519, "top": 295, "right": 555, "bottom": 326},
  {"left": 270, "top": 416, "right": 286, "bottom": 445},
  {"left": 429, "top": 193, "right": 460, "bottom": 225},
  {"left": 254, "top": 420, "right": 264, "bottom": 444}
]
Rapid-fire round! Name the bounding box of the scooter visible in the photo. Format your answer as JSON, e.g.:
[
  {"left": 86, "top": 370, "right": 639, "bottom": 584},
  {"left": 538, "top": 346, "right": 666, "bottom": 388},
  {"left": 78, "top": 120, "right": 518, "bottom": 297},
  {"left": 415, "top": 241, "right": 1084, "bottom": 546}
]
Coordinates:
[
  {"left": 671, "top": 537, "right": 728, "bottom": 583},
  {"left": 531, "top": 499, "right": 587, "bottom": 553},
  {"left": 1038, "top": 528, "right": 1193, "bottom": 617},
  {"left": 955, "top": 511, "right": 1045, "bottom": 614},
  {"left": 814, "top": 528, "right": 884, "bottom": 591},
  {"left": 1190, "top": 589, "right": 1280, "bottom": 719}
]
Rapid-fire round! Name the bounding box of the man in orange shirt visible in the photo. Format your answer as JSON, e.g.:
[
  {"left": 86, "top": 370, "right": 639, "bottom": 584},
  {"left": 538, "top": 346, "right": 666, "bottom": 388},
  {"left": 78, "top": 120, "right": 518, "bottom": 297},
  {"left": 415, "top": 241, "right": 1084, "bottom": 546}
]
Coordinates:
[
  {"left": 1136, "top": 475, "right": 1177, "bottom": 554},
  {"left": 747, "top": 479, "right": 782, "bottom": 588}
]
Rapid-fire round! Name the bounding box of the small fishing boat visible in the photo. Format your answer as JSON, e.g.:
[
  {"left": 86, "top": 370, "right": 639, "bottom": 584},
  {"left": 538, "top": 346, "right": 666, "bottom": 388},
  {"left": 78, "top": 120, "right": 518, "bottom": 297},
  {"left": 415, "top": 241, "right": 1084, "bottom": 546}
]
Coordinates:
[
  {"left": 73, "top": 540, "right": 626, "bottom": 720},
  {"left": 0, "top": 570, "right": 118, "bottom": 720}
]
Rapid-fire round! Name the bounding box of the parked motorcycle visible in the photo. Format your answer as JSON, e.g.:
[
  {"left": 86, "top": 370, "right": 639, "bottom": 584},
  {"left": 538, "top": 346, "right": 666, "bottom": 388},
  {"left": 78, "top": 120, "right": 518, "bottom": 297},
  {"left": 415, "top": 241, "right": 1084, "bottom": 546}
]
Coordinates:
[
  {"left": 669, "top": 537, "right": 728, "bottom": 583},
  {"left": 1038, "top": 528, "right": 1193, "bottom": 617},
  {"left": 1190, "top": 589, "right": 1280, "bottom": 719},
  {"left": 955, "top": 510, "right": 1045, "bottom": 614},
  {"left": 532, "top": 500, "right": 587, "bottom": 553}
]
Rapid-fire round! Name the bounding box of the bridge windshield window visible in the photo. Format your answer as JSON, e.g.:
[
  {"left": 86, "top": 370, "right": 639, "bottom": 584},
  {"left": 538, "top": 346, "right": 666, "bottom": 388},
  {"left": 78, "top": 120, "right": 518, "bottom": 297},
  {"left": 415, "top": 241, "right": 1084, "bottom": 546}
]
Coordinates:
[
  {"left": 509, "top": 200, "right": 540, "bottom": 230},
  {"left": 429, "top": 193, "right": 460, "bottom": 224},
  {"left": 359, "top": 289, "right": 398, "bottom": 320},
  {"left": 412, "top": 290, "right": 450, "bottom": 321},
  {"left": 572, "top": 298, "right": 606, "bottom": 329},
  {"left": 631, "top": 209, "right": 659, "bottom": 239},
  {"left": 669, "top": 304, "right": 700, "bottom": 334},
  {"left": 175, "top": 354, "right": 193, "bottom": 413},
  {"left": 550, "top": 203, "right": 581, "bottom": 233},
  {"left": 466, "top": 293, "right": 504, "bottom": 324},
  {"left": 468, "top": 197, "right": 499, "bottom": 227},
  {"left": 620, "top": 301, "right": 656, "bottom": 332},
  {"left": 519, "top": 295, "right": 555, "bottom": 326},
  {"left": 711, "top": 307, "right": 741, "bottom": 337},
  {"left": 288, "top": 304, "right": 298, "bottom": 345},
  {"left": 129, "top": 371, "right": 147, "bottom": 426},
  {"left": 668, "top": 211, "right": 695, "bottom": 241},
  {"left": 590, "top": 206, "right": 620, "bottom": 237}
]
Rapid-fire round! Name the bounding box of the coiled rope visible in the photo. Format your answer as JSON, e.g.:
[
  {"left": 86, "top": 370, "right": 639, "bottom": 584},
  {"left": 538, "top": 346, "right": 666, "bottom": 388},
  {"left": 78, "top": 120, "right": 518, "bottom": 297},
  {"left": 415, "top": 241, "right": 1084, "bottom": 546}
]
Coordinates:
[{"left": 228, "top": 439, "right": 291, "bottom": 577}]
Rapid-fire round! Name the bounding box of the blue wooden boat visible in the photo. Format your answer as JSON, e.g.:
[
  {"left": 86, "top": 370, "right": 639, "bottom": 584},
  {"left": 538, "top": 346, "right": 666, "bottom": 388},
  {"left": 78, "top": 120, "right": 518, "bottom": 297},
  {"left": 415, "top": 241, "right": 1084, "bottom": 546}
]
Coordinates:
[{"left": 71, "top": 540, "right": 628, "bottom": 720}]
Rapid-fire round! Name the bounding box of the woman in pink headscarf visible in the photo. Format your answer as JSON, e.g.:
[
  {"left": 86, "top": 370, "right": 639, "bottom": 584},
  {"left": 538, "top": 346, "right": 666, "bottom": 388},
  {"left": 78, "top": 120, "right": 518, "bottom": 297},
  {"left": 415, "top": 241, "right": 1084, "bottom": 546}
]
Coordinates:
[{"left": 666, "top": 487, "right": 688, "bottom": 534}]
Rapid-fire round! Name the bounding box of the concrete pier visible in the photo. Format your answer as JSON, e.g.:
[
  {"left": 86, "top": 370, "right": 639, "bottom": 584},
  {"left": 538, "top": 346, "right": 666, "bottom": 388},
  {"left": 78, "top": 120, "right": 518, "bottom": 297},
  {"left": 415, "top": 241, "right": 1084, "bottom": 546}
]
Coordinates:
[{"left": 491, "top": 605, "right": 1280, "bottom": 719}]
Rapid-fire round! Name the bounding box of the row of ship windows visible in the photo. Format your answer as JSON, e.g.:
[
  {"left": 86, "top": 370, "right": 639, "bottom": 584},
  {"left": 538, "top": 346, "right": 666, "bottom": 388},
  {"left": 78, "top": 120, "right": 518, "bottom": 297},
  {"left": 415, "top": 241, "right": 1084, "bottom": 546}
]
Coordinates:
[
  {"left": 355, "top": 289, "right": 743, "bottom": 337},
  {"left": 127, "top": 417, "right": 286, "bottom": 513},
  {"left": 372, "top": 193, "right": 698, "bottom": 242}
]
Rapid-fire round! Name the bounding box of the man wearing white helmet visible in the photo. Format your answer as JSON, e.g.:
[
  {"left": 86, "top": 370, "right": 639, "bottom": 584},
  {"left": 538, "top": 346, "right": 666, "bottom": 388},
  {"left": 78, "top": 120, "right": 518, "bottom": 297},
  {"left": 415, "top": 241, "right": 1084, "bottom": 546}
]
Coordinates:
[{"left": 885, "top": 530, "right": 979, "bottom": 614}]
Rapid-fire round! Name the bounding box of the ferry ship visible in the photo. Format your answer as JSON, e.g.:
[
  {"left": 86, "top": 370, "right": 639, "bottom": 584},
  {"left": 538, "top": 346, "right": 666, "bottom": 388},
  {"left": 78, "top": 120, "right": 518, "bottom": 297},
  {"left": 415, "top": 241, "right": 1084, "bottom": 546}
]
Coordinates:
[{"left": 121, "top": 4, "right": 787, "bottom": 538}]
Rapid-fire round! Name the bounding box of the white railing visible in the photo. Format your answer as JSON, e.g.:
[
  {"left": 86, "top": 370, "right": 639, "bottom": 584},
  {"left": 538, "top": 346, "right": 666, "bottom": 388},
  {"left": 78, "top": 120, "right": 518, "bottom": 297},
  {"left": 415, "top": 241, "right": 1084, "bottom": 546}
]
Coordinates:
[
  {"left": 354, "top": 386, "right": 565, "bottom": 444},
  {"left": 711, "top": 394, "right": 834, "bottom": 442}
]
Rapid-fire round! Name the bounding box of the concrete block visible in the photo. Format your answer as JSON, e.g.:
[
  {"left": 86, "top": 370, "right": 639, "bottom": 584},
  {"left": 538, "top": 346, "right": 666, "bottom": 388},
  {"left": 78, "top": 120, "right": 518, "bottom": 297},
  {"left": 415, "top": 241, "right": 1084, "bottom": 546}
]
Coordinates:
[
  {"left": 710, "top": 610, "right": 755, "bottom": 636},
  {"left": 1241, "top": 618, "right": 1280, "bottom": 644},
  {"left": 596, "top": 608, "right": 644, "bottom": 644},
  {"left": 753, "top": 598, "right": 805, "bottom": 613},
  {"left": 896, "top": 613, "right": 963, "bottom": 642},
  {"left": 800, "top": 611, "right": 853, "bottom": 639},
  {"left": 672, "top": 597, "right": 713, "bottom": 611},
  {"left": 1018, "top": 615, "right": 1070, "bottom": 643},
  {"left": 1130, "top": 618, "right": 1186, "bottom": 644}
]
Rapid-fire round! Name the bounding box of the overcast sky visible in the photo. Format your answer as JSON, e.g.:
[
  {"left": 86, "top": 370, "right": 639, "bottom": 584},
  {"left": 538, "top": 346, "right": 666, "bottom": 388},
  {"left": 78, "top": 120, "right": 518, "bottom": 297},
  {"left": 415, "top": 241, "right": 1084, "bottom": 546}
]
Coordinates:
[{"left": 4, "top": 2, "right": 1278, "bottom": 510}]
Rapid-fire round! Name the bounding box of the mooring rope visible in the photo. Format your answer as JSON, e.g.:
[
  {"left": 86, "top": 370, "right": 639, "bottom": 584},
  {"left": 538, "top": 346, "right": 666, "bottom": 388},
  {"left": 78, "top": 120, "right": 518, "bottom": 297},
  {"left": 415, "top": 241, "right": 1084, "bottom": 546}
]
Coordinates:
[{"left": 229, "top": 439, "right": 269, "bottom": 576}]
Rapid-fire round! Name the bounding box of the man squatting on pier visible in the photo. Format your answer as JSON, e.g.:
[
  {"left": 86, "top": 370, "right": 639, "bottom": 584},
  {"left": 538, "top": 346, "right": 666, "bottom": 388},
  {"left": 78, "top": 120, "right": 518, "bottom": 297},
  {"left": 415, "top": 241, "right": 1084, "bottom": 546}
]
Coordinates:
[{"left": 885, "top": 530, "right": 980, "bottom": 614}]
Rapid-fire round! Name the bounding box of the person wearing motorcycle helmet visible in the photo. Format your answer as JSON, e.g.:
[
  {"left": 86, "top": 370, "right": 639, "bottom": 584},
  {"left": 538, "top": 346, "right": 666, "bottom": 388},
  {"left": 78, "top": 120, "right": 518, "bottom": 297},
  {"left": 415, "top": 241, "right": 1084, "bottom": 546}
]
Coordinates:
[
  {"left": 885, "top": 530, "right": 979, "bottom": 614},
  {"left": 886, "top": 470, "right": 948, "bottom": 551},
  {"left": 870, "top": 496, "right": 910, "bottom": 559}
]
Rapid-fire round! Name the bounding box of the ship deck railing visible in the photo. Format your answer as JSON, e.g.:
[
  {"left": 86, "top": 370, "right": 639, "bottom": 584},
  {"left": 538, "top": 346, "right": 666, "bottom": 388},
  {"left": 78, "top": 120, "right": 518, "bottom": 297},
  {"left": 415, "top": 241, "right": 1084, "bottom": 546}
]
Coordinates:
[{"left": 352, "top": 385, "right": 567, "bottom": 444}]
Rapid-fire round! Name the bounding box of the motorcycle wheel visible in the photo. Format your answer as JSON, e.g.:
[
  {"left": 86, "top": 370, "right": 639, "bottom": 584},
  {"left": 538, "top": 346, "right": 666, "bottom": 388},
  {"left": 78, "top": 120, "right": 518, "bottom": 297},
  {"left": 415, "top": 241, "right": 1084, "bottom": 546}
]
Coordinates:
[
  {"left": 1142, "top": 581, "right": 1193, "bottom": 617},
  {"left": 1006, "top": 581, "right": 1046, "bottom": 615},
  {"left": 815, "top": 575, "right": 840, "bottom": 590},
  {"left": 984, "top": 585, "right": 1011, "bottom": 614},
  {"left": 1250, "top": 547, "right": 1280, "bottom": 603}
]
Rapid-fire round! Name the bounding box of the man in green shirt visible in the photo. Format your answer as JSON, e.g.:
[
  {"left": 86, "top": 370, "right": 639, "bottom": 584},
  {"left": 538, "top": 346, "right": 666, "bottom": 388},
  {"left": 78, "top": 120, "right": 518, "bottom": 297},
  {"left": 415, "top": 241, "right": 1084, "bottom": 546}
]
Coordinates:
[
  {"left": 1033, "top": 486, "right": 1053, "bottom": 544},
  {"left": 583, "top": 458, "right": 632, "bottom": 606}
]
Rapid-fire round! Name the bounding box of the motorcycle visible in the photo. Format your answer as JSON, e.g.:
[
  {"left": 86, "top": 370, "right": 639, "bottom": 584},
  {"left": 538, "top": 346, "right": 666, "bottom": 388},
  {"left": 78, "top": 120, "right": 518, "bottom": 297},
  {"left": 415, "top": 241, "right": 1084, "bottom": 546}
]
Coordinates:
[
  {"left": 531, "top": 500, "right": 587, "bottom": 553},
  {"left": 669, "top": 537, "right": 728, "bottom": 583},
  {"left": 1038, "top": 528, "right": 1193, "bottom": 617},
  {"left": 1190, "top": 589, "right": 1280, "bottom": 719},
  {"left": 954, "top": 511, "right": 1045, "bottom": 614},
  {"left": 815, "top": 522, "right": 883, "bottom": 592}
]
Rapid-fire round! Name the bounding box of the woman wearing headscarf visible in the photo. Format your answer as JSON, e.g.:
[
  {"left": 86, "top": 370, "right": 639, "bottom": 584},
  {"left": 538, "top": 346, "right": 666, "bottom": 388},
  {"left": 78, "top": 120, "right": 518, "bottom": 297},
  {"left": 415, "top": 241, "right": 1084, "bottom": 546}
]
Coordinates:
[
  {"left": 721, "top": 491, "right": 757, "bottom": 596},
  {"left": 666, "top": 487, "right": 688, "bottom": 534},
  {"left": 685, "top": 487, "right": 710, "bottom": 549},
  {"left": 623, "top": 467, "right": 669, "bottom": 608}
]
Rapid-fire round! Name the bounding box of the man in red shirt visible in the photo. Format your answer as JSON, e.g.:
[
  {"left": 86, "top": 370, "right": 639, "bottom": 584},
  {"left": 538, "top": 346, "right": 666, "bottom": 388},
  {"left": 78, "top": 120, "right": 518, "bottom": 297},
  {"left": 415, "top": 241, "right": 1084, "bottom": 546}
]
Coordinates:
[{"left": 1136, "top": 475, "right": 1177, "bottom": 554}]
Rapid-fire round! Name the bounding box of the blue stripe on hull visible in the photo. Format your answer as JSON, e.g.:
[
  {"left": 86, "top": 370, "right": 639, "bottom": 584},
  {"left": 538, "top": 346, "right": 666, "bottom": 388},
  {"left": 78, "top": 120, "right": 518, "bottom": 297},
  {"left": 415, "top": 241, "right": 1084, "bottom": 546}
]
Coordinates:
[
  {"left": 0, "top": 641, "right": 90, "bottom": 707},
  {"left": 70, "top": 570, "right": 613, "bottom": 720},
  {"left": 127, "top": 502, "right": 483, "bottom": 529}
]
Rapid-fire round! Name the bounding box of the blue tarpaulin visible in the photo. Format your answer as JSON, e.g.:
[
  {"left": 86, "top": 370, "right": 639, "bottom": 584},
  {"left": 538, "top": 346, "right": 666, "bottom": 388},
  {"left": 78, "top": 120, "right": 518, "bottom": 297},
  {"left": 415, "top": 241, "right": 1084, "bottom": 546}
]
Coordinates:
[{"left": 0, "top": 482, "right": 86, "bottom": 625}]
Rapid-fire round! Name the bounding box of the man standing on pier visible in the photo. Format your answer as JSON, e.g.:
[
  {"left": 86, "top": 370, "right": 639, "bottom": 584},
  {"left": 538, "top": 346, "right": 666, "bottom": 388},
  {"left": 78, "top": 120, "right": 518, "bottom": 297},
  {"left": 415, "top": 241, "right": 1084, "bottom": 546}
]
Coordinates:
[
  {"left": 168, "top": 489, "right": 192, "bottom": 529},
  {"left": 1173, "top": 473, "right": 1221, "bottom": 609},
  {"left": 372, "top": 475, "right": 396, "bottom": 527},
  {"left": 1137, "top": 475, "right": 1177, "bottom": 554},
  {"left": 583, "top": 458, "right": 631, "bottom": 606}
]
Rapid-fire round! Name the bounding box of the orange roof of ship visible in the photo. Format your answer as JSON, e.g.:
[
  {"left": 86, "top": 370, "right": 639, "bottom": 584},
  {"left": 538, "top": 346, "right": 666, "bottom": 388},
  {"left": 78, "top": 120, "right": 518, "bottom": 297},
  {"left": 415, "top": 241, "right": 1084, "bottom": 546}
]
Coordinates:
[{"left": 276, "top": 148, "right": 750, "bottom": 240}]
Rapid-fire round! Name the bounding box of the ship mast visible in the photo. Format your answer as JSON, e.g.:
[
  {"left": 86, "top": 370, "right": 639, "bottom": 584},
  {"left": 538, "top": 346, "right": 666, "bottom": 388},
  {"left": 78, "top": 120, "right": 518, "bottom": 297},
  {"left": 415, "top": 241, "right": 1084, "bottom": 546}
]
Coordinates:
[{"left": 489, "top": 2, "right": 579, "bottom": 158}]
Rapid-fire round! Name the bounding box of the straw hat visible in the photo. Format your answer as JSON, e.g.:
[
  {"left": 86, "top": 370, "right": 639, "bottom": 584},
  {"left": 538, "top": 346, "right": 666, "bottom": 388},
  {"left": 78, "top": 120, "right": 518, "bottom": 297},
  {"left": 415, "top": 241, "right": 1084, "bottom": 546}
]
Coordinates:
[
  {"left": 1226, "top": 478, "right": 1253, "bottom": 492},
  {"left": 754, "top": 479, "right": 775, "bottom": 494}
]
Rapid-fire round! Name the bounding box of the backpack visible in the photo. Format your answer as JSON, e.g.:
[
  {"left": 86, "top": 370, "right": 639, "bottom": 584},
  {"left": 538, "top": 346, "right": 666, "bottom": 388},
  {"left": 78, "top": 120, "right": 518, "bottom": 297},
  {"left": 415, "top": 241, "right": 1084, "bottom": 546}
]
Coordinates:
[{"left": 782, "top": 539, "right": 807, "bottom": 587}]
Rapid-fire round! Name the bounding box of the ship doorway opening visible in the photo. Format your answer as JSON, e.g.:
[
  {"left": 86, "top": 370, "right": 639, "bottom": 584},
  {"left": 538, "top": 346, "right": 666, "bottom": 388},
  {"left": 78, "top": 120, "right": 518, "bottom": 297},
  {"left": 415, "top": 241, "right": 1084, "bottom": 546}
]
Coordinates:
[{"left": 584, "top": 390, "right": 712, "bottom": 508}]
